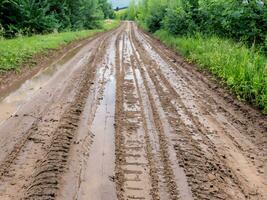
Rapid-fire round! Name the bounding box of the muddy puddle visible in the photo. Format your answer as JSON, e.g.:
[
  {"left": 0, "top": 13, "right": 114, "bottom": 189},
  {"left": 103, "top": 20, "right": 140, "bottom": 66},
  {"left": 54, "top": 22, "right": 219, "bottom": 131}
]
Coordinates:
[
  {"left": 0, "top": 44, "right": 88, "bottom": 125},
  {"left": 80, "top": 71, "right": 116, "bottom": 199},
  {"left": 72, "top": 36, "right": 117, "bottom": 199}
]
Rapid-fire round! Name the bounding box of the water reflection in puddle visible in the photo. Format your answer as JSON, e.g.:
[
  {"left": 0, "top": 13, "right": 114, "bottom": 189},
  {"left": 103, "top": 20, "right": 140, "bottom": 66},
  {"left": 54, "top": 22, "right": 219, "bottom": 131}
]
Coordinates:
[
  {"left": 77, "top": 35, "right": 117, "bottom": 199},
  {"left": 0, "top": 44, "right": 87, "bottom": 124},
  {"left": 77, "top": 67, "right": 117, "bottom": 200}
]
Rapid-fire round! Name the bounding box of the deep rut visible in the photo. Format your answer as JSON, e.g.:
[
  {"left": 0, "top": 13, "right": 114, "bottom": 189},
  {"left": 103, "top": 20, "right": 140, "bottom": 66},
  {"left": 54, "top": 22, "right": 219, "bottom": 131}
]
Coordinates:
[{"left": 0, "top": 22, "right": 266, "bottom": 200}]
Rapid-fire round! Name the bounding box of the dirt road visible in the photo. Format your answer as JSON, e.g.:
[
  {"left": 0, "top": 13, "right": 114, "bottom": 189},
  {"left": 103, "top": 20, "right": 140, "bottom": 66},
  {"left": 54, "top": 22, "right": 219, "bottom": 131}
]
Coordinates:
[{"left": 0, "top": 22, "right": 266, "bottom": 200}]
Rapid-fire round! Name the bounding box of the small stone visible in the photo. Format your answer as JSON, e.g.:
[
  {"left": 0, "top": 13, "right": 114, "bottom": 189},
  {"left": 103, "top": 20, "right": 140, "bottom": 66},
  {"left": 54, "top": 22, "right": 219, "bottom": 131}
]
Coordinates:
[{"left": 208, "top": 173, "right": 216, "bottom": 181}]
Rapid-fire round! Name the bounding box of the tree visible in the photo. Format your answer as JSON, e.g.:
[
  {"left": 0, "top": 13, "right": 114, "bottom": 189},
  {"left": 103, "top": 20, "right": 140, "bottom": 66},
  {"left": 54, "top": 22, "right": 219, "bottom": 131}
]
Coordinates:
[
  {"left": 99, "top": 0, "right": 115, "bottom": 19},
  {"left": 0, "top": 0, "right": 114, "bottom": 37}
]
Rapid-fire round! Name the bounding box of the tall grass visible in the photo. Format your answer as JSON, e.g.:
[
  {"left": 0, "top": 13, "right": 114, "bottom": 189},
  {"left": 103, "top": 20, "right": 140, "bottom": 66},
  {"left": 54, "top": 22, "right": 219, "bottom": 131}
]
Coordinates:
[
  {"left": 0, "top": 20, "right": 119, "bottom": 72},
  {"left": 154, "top": 30, "right": 267, "bottom": 113}
]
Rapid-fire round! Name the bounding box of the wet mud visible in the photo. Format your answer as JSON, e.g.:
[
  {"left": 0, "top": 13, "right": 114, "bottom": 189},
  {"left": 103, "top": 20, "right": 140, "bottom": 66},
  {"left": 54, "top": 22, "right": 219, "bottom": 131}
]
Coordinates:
[{"left": 0, "top": 22, "right": 266, "bottom": 200}]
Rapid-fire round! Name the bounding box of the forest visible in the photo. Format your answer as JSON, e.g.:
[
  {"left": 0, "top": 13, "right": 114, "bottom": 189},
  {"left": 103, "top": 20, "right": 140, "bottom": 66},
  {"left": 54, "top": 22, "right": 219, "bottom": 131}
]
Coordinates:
[
  {"left": 126, "top": 0, "right": 266, "bottom": 51},
  {"left": 0, "top": 0, "right": 115, "bottom": 38},
  {"left": 124, "top": 0, "right": 267, "bottom": 51},
  {"left": 125, "top": 0, "right": 267, "bottom": 112}
]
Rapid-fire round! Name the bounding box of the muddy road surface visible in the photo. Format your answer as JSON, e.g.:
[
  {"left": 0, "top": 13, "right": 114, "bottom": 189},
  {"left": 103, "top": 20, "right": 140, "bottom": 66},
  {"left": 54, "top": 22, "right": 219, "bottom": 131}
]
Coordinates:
[{"left": 0, "top": 22, "right": 266, "bottom": 200}]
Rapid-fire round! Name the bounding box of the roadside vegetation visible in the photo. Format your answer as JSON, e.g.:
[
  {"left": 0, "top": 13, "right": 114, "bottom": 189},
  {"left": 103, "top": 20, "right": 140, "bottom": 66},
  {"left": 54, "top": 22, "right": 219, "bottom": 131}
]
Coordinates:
[
  {"left": 0, "top": 0, "right": 118, "bottom": 72},
  {"left": 115, "top": 9, "right": 128, "bottom": 20},
  {"left": 0, "top": 20, "right": 119, "bottom": 72},
  {"left": 0, "top": 0, "right": 115, "bottom": 38},
  {"left": 125, "top": 0, "right": 267, "bottom": 113}
]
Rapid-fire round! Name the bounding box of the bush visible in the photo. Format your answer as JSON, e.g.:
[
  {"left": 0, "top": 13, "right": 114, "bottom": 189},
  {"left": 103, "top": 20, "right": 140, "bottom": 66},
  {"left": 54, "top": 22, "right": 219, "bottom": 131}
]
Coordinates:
[
  {"left": 225, "top": 1, "right": 266, "bottom": 48},
  {"left": 132, "top": 0, "right": 266, "bottom": 51},
  {"left": 145, "top": 5, "right": 166, "bottom": 32},
  {"left": 0, "top": 0, "right": 114, "bottom": 38},
  {"left": 163, "top": 7, "right": 196, "bottom": 35}
]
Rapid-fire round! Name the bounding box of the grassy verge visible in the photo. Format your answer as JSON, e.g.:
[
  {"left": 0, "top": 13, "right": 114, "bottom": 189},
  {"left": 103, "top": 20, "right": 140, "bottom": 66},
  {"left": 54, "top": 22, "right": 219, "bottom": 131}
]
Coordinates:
[
  {"left": 115, "top": 9, "right": 127, "bottom": 20},
  {"left": 154, "top": 30, "right": 267, "bottom": 113},
  {"left": 0, "top": 20, "right": 120, "bottom": 72}
]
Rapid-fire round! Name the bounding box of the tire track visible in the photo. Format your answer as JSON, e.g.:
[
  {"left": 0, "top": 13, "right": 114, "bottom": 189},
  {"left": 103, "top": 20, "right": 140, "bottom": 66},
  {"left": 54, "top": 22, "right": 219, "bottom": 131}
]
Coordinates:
[
  {"left": 131, "top": 25, "right": 245, "bottom": 199},
  {"left": 23, "top": 29, "right": 116, "bottom": 199},
  {"left": 58, "top": 24, "right": 126, "bottom": 200},
  {"left": 138, "top": 25, "right": 266, "bottom": 150},
  {"left": 131, "top": 23, "right": 266, "bottom": 200},
  {"left": 0, "top": 32, "right": 105, "bottom": 200},
  {"left": 114, "top": 22, "right": 195, "bottom": 200},
  {"left": 115, "top": 27, "right": 154, "bottom": 200},
  {"left": 0, "top": 21, "right": 265, "bottom": 200}
]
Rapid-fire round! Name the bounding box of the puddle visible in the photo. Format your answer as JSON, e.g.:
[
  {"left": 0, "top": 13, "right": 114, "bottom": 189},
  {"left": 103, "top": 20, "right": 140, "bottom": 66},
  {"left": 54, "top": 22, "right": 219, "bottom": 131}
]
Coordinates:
[
  {"left": 0, "top": 44, "right": 89, "bottom": 125},
  {"left": 76, "top": 36, "right": 117, "bottom": 199},
  {"left": 77, "top": 69, "right": 117, "bottom": 200}
]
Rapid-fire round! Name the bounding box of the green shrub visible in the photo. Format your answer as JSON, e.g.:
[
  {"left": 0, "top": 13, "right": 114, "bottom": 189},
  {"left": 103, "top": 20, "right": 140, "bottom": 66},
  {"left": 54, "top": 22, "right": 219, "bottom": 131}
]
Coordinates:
[
  {"left": 130, "top": 0, "right": 266, "bottom": 51},
  {"left": 0, "top": 0, "right": 114, "bottom": 38},
  {"left": 163, "top": 7, "right": 196, "bottom": 35}
]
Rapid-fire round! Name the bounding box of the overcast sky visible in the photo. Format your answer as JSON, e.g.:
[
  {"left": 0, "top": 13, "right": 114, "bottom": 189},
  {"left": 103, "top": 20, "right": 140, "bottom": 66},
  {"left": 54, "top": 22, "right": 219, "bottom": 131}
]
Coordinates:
[{"left": 109, "top": 0, "right": 130, "bottom": 9}]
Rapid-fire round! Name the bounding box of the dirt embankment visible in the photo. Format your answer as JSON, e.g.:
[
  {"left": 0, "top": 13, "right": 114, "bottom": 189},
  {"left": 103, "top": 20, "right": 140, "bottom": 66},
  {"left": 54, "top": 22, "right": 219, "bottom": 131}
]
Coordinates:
[{"left": 0, "top": 22, "right": 266, "bottom": 200}]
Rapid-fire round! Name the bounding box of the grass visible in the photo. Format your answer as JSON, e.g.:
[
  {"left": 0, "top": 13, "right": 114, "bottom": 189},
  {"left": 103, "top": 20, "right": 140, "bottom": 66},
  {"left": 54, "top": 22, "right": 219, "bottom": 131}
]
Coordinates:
[
  {"left": 115, "top": 9, "right": 127, "bottom": 20},
  {"left": 0, "top": 20, "right": 120, "bottom": 72},
  {"left": 154, "top": 29, "right": 267, "bottom": 113}
]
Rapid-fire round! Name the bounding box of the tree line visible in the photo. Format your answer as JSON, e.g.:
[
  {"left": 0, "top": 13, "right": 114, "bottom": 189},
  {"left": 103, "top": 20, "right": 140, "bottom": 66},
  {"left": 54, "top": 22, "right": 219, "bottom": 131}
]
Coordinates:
[
  {"left": 125, "top": 0, "right": 266, "bottom": 52},
  {"left": 0, "top": 0, "right": 115, "bottom": 38}
]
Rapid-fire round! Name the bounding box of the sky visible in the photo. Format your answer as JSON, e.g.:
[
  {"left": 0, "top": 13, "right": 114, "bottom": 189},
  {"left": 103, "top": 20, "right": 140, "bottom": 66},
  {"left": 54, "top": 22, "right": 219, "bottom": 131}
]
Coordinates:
[{"left": 109, "top": 0, "right": 131, "bottom": 9}]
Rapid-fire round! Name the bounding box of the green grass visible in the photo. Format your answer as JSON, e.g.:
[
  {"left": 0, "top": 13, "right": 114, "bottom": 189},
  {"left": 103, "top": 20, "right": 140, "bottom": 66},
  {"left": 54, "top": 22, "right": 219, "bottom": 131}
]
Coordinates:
[
  {"left": 154, "top": 30, "right": 267, "bottom": 113},
  {"left": 0, "top": 20, "right": 120, "bottom": 72},
  {"left": 115, "top": 9, "right": 127, "bottom": 20}
]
